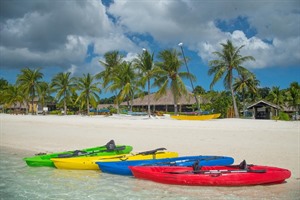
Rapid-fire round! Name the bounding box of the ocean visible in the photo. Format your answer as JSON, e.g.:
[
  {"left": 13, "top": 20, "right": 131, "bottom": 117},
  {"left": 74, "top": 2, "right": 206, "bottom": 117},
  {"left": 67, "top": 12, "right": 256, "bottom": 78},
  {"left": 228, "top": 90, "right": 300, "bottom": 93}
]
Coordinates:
[{"left": 0, "top": 147, "right": 298, "bottom": 200}]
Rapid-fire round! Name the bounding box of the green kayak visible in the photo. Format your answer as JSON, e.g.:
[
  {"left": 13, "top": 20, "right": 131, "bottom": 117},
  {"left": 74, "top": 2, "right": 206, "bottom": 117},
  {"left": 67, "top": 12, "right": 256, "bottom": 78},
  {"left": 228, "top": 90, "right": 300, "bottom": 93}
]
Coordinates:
[{"left": 24, "top": 140, "right": 133, "bottom": 167}]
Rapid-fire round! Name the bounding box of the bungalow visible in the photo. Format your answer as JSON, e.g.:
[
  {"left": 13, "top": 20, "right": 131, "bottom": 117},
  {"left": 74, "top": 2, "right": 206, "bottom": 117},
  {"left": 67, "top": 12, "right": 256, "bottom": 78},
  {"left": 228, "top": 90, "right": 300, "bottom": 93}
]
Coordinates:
[{"left": 247, "top": 100, "right": 280, "bottom": 119}]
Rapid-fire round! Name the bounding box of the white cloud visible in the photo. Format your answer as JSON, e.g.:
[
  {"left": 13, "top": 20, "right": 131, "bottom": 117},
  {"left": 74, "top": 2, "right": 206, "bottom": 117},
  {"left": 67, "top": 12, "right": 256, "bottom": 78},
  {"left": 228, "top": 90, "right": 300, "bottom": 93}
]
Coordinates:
[
  {"left": 107, "top": 0, "right": 300, "bottom": 68},
  {"left": 0, "top": 0, "right": 299, "bottom": 77}
]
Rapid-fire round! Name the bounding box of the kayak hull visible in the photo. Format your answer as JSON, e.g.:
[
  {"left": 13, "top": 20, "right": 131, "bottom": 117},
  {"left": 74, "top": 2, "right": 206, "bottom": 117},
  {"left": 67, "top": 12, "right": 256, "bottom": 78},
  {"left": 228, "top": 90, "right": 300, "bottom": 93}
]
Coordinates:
[
  {"left": 97, "top": 156, "right": 234, "bottom": 176},
  {"left": 171, "top": 113, "right": 220, "bottom": 120},
  {"left": 52, "top": 151, "right": 179, "bottom": 170},
  {"left": 24, "top": 145, "right": 133, "bottom": 167},
  {"left": 129, "top": 165, "right": 291, "bottom": 186}
]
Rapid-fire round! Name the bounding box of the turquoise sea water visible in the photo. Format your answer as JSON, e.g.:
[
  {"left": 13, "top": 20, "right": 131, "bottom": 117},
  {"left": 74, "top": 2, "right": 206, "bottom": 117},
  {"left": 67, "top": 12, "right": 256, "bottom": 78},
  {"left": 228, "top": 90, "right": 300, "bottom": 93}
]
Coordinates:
[{"left": 0, "top": 147, "right": 298, "bottom": 200}]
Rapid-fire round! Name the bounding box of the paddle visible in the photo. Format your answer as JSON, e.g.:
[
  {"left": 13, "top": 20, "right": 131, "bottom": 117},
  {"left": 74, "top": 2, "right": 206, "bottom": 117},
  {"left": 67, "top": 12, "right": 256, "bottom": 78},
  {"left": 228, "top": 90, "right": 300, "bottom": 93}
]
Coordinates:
[
  {"left": 166, "top": 169, "right": 266, "bottom": 175},
  {"left": 57, "top": 140, "right": 125, "bottom": 158},
  {"left": 96, "top": 148, "right": 168, "bottom": 161},
  {"left": 143, "top": 156, "right": 223, "bottom": 166},
  {"left": 136, "top": 148, "right": 167, "bottom": 155},
  {"left": 166, "top": 160, "right": 266, "bottom": 174}
]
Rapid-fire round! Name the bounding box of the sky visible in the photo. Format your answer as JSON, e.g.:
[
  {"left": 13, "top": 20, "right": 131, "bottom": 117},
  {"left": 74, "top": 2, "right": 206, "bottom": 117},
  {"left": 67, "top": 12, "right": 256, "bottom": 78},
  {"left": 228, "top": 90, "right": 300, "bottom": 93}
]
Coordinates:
[{"left": 0, "top": 0, "right": 299, "bottom": 98}]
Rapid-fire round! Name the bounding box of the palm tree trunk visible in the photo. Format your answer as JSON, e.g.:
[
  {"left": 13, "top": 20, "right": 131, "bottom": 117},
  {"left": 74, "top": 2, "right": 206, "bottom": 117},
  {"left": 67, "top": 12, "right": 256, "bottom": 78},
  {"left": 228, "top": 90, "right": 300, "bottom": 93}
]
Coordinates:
[
  {"left": 31, "top": 98, "right": 34, "bottom": 115},
  {"left": 242, "top": 89, "right": 246, "bottom": 117},
  {"left": 63, "top": 91, "right": 67, "bottom": 115},
  {"left": 64, "top": 99, "right": 67, "bottom": 115},
  {"left": 87, "top": 97, "right": 89, "bottom": 116},
  {"left": 173, "top": 93, "right": 178, "bottom": 115},
  {"left": 25, "top": 101, "right": 29, "bottom": 114},
  {"left": 147, "top": 79, "right": 151, "bottom": 117},
  {"left": 230, "top": 86, "right": 239, "bottom": 118},
  {"left": 130, "top": 93, "right": 134, "bottom": 112}
]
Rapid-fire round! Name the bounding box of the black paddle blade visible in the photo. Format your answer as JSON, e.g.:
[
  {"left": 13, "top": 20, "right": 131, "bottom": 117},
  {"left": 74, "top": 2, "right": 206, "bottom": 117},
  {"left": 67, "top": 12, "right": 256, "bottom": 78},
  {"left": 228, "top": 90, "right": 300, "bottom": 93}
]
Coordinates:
[{"left": 137, "top": 148, "right": 167, "bottom": 155}]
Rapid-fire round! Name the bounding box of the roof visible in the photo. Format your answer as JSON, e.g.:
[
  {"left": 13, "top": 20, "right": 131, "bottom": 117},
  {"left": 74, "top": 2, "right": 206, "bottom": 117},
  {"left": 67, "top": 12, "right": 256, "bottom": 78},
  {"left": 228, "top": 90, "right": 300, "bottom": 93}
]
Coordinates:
[
  {"left": 247, "top": 100, "right": 280, "bottom": 109},
  {"left": 120, "top": 89, "right": 205, "bottom": 106}
]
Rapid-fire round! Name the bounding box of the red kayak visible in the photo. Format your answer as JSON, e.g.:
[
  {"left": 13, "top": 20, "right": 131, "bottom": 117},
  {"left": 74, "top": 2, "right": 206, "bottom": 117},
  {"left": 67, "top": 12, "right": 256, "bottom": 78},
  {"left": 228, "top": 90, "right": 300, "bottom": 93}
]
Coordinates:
[{"left": 129, "top": 160, "right": 291, "bottom": 186}]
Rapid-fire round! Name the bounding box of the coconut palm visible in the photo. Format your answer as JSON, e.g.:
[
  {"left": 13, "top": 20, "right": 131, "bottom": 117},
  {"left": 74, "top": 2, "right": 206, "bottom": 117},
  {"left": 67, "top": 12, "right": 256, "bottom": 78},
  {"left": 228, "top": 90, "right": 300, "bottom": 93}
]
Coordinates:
[
  {"left": 133, "top": 49, "right": 160, "bottom": 117},
  {"left": 154, "top": 49, "right": 194, "bottom": 115},
  {"left": 286, "top": 82, "right": 300, "bottom": 119},
  {"left": 16, "top": 68, "right": 44, "bottom": 114},
  {"left": 51, "top": 72, "right": 76, "bottom": 115},
  {"left": 208, "top": 40, "right": 255, "bottom": 118},
  {"left": 233, "top": 73, "right": 259, "bottom": 117},
  {"left": 97, "top": 51, "right": 124, "bottom": 88},
  {"left": 3, "top": 84, "right": 25, "bottom": 113},
  {"left": 107, "top": 61, "right": 139, "bottom": 112},
  {"left": 38, "top": 82, "right": 53, "bottom": 113},
  {"left": 97, "top": 51, "right": 124, "bottom": 113},
  {"left": 0, "top": 78, "right": 9, "bottom": 105},
  {"left": 76, "top": 73, "right": 101, "bottom": 115},
  {"left": 268, "top": 86, "right": 284, "bottom": 116}
]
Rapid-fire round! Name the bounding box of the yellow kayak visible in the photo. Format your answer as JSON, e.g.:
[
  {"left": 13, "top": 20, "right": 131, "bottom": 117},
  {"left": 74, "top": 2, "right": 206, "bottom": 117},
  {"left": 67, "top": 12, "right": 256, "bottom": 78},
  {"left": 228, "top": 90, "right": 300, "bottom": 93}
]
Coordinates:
[
  {"left": 171, "top": 113, "right": 219, "bottom": 120},
  {"left": 51, "top": 148, "right": 178, "bottom": 170}
]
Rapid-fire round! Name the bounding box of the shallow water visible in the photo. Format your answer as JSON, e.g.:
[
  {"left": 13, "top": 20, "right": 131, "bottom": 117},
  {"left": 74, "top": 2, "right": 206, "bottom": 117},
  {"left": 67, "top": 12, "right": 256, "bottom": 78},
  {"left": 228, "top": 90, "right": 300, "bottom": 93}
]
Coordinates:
[{"left": 0, "top": 147, "right": 298, "bottom": 200}]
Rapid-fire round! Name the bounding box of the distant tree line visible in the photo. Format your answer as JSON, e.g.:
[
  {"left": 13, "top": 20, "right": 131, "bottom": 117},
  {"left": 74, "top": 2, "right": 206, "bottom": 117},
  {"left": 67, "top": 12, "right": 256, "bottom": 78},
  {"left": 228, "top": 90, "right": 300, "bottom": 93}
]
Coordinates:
[{"left": 0, "top": 40, "right": 299, "bottom": 118}]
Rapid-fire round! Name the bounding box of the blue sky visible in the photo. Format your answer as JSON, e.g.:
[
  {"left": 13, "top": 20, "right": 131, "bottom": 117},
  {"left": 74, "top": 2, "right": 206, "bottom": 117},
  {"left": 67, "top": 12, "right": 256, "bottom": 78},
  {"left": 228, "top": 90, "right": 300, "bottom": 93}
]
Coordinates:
[{"left": 0, "top": 0, "right": 299, "bottom": 98}]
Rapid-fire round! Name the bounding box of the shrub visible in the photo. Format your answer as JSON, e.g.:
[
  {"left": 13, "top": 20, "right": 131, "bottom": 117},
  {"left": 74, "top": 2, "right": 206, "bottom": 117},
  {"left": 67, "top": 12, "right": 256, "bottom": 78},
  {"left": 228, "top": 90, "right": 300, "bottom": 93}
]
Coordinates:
[{"left": 279, "top": 112, "right": 290, "bottom": 121}]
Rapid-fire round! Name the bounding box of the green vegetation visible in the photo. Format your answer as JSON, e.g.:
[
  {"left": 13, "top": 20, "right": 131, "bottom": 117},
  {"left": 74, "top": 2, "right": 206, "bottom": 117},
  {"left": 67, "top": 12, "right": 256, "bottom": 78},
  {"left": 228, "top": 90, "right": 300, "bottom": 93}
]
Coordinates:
[
  {"left": 1, "top": 40, "right": 299, "bottom": 120},
  {"left": 208, "top": 40, "right": 255, "bottom": 118}
]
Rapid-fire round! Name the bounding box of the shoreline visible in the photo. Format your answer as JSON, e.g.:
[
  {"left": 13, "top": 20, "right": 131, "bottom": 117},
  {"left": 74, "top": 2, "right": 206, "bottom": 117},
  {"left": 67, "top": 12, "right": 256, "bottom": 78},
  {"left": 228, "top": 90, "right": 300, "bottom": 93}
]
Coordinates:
[{"left": 1, "top": 114, "right": 299, "bottom": 185}]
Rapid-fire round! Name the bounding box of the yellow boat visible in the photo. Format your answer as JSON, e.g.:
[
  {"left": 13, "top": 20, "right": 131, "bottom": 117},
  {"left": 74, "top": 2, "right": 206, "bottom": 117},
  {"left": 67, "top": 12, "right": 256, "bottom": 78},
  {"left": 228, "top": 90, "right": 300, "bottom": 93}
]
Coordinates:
[
  {"left": 171, "top": 113, "right": 220, "bottom": 120},
  {"left": 212, "top": 113, "right": 221, "bottom": 119},
  {"left": 51, "top": 148, "right": 178, "bottom": 170}
]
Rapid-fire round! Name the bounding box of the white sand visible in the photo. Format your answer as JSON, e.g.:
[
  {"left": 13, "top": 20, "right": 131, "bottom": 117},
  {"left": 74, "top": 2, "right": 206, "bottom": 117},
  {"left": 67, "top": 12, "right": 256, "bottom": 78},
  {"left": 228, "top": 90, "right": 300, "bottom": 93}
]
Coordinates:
[{"left": 1, "top": 114, "right": 299, "bottom": 184}]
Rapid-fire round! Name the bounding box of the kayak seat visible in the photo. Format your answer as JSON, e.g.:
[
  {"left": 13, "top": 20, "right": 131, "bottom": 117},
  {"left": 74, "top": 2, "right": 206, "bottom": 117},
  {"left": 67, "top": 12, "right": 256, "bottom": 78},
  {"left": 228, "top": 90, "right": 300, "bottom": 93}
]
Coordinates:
[
  {"left": 105, "top": 140, "right": 117, "bottom": 152},
  {"left": 192, "top": 160, "right": 202, "bottom": 173},
  {"left": 239, "top": 160, "right": 248, "bottom": 170}
]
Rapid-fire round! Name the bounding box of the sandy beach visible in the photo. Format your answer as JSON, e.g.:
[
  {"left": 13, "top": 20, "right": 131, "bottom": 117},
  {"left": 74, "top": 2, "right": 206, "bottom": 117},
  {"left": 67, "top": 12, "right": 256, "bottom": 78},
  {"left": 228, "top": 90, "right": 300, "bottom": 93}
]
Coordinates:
[{"left": 1, "top": 114, "right": 299, "bottom": 188}]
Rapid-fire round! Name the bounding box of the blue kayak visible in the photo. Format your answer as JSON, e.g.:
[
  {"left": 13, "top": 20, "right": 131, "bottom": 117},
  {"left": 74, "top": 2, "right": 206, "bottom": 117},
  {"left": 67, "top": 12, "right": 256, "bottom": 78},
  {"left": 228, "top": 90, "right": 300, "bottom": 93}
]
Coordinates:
[{"left": 96, "top": 155, "right": 234, "bottom": 176}]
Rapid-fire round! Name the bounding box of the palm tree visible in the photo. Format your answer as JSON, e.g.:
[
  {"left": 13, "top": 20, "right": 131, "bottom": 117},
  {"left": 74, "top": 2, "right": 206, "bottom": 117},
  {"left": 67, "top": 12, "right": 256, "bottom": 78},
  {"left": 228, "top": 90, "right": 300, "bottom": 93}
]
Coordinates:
[
  {"left": 133, "top": 49, "right": 160, "bottom": 117},
  {"left": 107, "top": 61, "right": 139, "bottom": 112},
  {"left": 0, "top": 78, "right": 9, "bottom": 105},
  {"left": 208, "top": 40, "right": 255, "bottom": 118},
  {"left": 286, "top": 82, "right": 300, "bottom": 119},
  {"left": 233, "top": 73, "right": 259, "bottom": 117},
  {"left": 97, "top": 51, "right": 124, "bottom": 113},
  {"left": 3, "top": 84, "right": 24, "bottom": 113},
  {"left": 51, "top": 72, "right": 76, "bottom": 115},
  {"left": 268, "top": 86, "right": 284, "bottom": 116},
  {"left": 97, "top": 51, "right": 124, "bottom": 88},
  {"left": 76, "top": 73, "right": 101, "bottom": 116},
  {"left": 154, "top": 49, "right": 194, "bottom": 115},
  {"left": 38, "top": 82, "right": 53, "bottom": 114},
  {"left": 17, "top": 68, "right": 44, "bottom": 114}
]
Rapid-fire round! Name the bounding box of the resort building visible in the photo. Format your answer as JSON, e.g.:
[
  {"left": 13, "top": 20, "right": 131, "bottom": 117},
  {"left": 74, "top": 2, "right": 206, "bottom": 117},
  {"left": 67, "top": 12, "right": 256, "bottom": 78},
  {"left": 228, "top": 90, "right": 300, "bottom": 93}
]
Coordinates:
[
  {"left": 247, "top": 100, "right": 280, "bottom": 119},
  {"left": 97, "top": 89, "right": 206, "bottom": 113}
]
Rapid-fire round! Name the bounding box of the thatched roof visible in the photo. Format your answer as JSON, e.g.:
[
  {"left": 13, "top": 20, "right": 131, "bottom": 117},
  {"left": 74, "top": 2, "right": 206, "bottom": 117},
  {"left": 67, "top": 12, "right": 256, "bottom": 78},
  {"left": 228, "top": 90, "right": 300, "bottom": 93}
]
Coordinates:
[
  {"left": 247, "top": 100, "right": 279, "bottom": 109},
  {"left": 120, "top": 89, "right": 204, "bottom": 106}
]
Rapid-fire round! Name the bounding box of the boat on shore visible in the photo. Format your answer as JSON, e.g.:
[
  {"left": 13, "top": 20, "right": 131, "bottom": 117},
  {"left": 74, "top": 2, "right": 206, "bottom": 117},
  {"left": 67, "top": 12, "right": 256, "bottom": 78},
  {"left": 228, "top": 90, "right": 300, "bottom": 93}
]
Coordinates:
[
  {"left": 171, "top": 113, "right": 220, "bottom": 120},
  {"left": 51, "top": 148, "right": 178, "bottom": 170},
  {"left": 129, "top": 160, "right": 291, "bottom": 186},
  {"left": 96, "top": 155, "right": 234, "bottom": 176},
  {"left": 24, "top": 140, "right": 132, "bottom": 167}
]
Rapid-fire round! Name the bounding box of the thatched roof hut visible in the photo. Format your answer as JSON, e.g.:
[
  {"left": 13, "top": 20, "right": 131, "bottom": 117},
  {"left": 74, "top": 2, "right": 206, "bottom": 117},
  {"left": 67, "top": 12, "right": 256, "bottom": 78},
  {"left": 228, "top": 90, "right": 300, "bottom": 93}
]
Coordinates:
[
  {"left": 97, "top": 89, "right": 207, "bottom": 112},
  {"left": 121, "top": 89, "right": 203, "bottom": 106}
]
